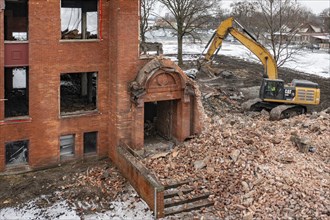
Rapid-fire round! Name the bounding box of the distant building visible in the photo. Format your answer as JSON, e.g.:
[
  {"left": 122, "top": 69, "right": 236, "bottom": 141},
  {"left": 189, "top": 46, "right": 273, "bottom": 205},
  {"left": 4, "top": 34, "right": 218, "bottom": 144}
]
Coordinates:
[
  {"left": 297, "top": 23, "right": 329, "bottom": 49},
  {"left": 261, "top": 22, "right": 329, "bottom": 49}
]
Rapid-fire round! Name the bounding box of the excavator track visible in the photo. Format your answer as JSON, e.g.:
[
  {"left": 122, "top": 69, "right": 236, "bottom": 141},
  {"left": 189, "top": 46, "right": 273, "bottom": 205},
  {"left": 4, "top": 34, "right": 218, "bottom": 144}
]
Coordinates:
[
  {"left": 242, "top": 99, "right": 306, "bottom": 120},
  {"left": 242, "top": 98, "right": 278, "bottom": 112},
  {"left": 269, "top": 105, "right": 306, "bottom": 120}
]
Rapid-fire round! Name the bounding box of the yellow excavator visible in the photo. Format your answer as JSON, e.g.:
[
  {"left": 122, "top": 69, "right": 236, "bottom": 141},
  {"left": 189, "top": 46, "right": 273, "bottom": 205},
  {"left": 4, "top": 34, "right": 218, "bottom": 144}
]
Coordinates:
[{"left": 200, "top": 17, "right": 320, "bottom": 120}]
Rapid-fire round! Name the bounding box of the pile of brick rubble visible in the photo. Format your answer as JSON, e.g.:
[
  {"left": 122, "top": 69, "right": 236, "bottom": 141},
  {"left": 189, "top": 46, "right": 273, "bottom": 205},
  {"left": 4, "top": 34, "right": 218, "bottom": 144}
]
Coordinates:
[{"left": 143, "top": 100, "right": 330, "bottom": 219}]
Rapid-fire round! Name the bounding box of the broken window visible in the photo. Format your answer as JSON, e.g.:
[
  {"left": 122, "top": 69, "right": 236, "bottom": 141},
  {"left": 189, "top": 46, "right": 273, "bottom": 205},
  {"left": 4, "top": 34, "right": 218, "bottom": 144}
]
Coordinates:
[
  {"left": 5, "top": 140, "right": 29, "bottom": 166},
  {"left": 60, "top": 135, "right": 75, "bottom": 160},
  {"left": 4, "top": 0, "right": 28, "bottom": 41},
  {"left": 61, "top": 0, "right": 98, "bottom": 40},
  {"left": 83, "top": 131, "right": 97, "bottom": 154},
  {"left": 4, "top": 67, "right": 29, "bottom": 118},
  {"left": 60, "top": 72, "right": 97, "bottom": 114}
]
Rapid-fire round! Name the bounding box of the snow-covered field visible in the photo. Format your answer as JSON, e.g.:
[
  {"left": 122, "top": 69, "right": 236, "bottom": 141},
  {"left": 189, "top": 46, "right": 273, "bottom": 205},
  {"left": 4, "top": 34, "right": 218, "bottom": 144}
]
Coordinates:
[{"left": 146, "top": 29, "right": 330, "bottom": 78}]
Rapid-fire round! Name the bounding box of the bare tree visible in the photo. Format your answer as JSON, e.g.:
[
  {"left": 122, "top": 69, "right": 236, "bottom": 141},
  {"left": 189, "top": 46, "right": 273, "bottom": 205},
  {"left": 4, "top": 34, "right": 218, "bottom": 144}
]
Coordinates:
[
  {"left": 319, "top": 7, "right": 330, "bottom": 32},
  {"left": 231, "top": 0, "right": 257, "bottom": 25},
  {"left": 256, "top": 0, "right": 309, "bottom": 67},
  {"left": 140, "top": 0, "right": 157, "bottom": 43},
  {"left": 158, "top": 0, "right": 217, "bottom": 66},
  {"left": 230, "top": 1, "right": 266, "bottom": 40}
]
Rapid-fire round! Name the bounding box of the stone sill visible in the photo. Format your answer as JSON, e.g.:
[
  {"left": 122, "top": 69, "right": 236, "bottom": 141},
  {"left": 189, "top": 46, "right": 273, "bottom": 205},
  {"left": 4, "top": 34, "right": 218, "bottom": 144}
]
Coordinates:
[
  {"left": 0, "top": 116, "right": 32, "bottom": 125},
  {"left": 60, "top": 110, "right": 100, "bottom": 119},
  {"left": 4, "top": 41, "right": 29, "bottom": 44},
  {"left": 60, "top": 39, "right": 100, "bottom": 43}
]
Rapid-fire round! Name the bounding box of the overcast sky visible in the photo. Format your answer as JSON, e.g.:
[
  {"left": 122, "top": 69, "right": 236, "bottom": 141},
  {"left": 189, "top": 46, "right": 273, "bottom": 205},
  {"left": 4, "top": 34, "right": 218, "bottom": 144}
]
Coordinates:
[{"left": 221, "top": 0, "right": 329, "bottom": 14}]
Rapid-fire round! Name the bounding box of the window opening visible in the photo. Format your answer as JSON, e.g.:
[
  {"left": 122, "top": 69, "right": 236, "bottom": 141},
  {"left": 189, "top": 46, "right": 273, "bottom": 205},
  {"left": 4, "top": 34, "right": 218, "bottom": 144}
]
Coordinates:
[
  {"left": 5, "top": 67, "right": 29, "bottom": 118},
  {"left": 5, "top": 140, "right": 29, "bottom": 166},
  {"left": 83, "top": 131, "right": 97, "bottom": 154},
  {"left": 60, "top": 72, "right": 97, "bottom": 114},
  {"left": 60, "top": 134, "right": 75, "bottom": 160},
  {"left": 4, "top": 0, "right": 28, "bottom": 41},
  {"left": 61, "top": 0, "right": 98, "bottom": 40}
]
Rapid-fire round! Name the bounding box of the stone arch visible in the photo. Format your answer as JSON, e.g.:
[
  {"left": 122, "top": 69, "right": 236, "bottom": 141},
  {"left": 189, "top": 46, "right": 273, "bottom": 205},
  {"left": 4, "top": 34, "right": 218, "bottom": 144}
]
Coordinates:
[{"left": 129, "top": 57, "right": 203, "bottom": 149}]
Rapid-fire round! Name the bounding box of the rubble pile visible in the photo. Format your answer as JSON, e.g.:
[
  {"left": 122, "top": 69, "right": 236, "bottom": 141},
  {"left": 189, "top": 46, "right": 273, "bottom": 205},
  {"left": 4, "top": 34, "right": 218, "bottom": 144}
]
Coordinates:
[
  {"left": 59, "top": 163, "right": 127, "bottom": 212},
  {"left": 143, "top": 102, "right": 330, "bottom": 219}
]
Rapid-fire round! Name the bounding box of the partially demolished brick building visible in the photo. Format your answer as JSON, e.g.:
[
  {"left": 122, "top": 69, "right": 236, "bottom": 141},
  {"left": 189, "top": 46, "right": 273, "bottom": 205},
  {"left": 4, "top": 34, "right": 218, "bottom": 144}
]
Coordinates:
[{"left": 0, "top": 0, "right": 202, "bottom": 173}]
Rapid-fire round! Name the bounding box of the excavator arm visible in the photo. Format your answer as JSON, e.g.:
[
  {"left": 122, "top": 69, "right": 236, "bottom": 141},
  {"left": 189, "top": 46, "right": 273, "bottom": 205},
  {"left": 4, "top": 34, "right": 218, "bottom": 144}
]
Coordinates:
[{"left": 204, "top": 17, "right": 278, "bottom": 80}]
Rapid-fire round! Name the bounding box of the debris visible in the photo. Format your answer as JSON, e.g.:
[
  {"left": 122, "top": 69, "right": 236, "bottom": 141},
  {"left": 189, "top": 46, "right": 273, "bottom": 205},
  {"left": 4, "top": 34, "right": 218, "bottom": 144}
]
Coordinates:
[
  {"left": 280, "top": 156, "right": 295, "bottom": 164},
  {"left": 219, "top": 70, "right": 233, "bottom": 79},
  {"left": 241, "top": 181, "right": 250, "bottom": 192},
  {"left": 150, "top": 152, "right": 170, "bottom": 159},
  {"left": 194, "top": 160, "right": 206, "bottom": 170},
  {"left": 308, "top": 147, "right": 316, "bottom": 153},
  {"left": 229, "top": 93, "right": 244, "bottom": 100},
  {"left": 243, "top": 212, "right": 254, "bottom": 220},
  {"left": 143, "top": 97, "right": 330, "bottom": 219},
  {"left": 290, "top": 135, "right": 311, "bottom": 153},
  {"left": 230, "top": 149, "right": 241, "bottom": 162},
  {"left": 172, "top": 149, "right": 179, "bottom": 158}
]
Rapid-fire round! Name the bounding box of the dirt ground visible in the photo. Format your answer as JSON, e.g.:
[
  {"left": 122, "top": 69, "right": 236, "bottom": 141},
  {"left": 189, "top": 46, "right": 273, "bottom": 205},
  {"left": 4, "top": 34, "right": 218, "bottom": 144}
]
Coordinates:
[
  {"left": 0, "top": 158, "right": 127, "bottom": 216},
  {"left": 0, "top": 55, "right": 329, "bottom": 218}
]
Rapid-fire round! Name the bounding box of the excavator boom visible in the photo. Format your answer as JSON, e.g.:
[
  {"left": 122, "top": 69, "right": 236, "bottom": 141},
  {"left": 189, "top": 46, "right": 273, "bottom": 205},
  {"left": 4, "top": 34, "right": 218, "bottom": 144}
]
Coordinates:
[{"left": 205, "top": 17, "right": 278, "bottom": 80}]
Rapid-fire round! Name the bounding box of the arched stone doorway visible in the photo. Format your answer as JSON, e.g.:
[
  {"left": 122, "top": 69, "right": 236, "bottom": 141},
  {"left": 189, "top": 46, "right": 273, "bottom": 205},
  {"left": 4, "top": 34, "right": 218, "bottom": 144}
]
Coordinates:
[{"left": 129, "top": 58, "right": 203, "bottom": 150}]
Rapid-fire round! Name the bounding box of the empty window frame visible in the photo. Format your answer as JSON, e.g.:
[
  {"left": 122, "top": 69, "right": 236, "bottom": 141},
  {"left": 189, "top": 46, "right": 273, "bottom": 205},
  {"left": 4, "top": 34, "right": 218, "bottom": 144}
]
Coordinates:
[
  {"left": 61, "top": 0, "right": 98, "bottom": 40},
  {"left": 4, "top": 0, "right": 28, "bottom": 41},
  {"left": 4, "top": 67, "right": 29, "bottom": 118},
  {"left": 83, "top": 131, "right": 97, "bottom": 154},
  {"left": 60, "top": 134, "right": 75, "bottom": 160},
  {"left": 5, "top": 140, "right": 29, "bottom": 166},
  {"left": 60, "top": 72, "right": 97, "bottom": 114}
]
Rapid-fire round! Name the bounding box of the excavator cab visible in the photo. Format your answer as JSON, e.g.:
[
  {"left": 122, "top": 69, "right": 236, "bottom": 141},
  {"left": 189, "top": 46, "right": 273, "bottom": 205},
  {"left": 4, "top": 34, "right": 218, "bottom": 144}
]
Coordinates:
[
  {"left": 260, "top": 79, "right": 285, "bottom": 100},
  {"left": 260, "top": 78, "right": 320, "bottom": 105}
]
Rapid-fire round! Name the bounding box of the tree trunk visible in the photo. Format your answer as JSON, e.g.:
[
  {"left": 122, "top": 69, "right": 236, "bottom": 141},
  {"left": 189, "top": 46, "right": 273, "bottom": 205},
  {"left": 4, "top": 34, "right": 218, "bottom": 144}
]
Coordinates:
[
  {"left": 140, "top": 25, "right": 146, "bottom": 43},
  {"left": 177, "top": 33, "right": 183, "bottom": 66},
  {"left": 140, "top": 15, "right": 146, "bottom": 43}
]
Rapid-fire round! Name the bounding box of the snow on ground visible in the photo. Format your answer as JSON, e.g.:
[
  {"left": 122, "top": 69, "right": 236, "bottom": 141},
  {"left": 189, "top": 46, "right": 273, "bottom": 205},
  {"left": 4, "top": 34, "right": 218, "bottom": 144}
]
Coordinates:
[
  {"left": 0, "top": 200, "right": 80, "bottom": 220},
  {"left": 146, "top": 29, "right": 330, "bottom": 78},
  {"left": 0, "top": 191, "right": 154, "bottom": 220},
  {"left": 84, "top": 195, "right": 153, "bottom": 220}
]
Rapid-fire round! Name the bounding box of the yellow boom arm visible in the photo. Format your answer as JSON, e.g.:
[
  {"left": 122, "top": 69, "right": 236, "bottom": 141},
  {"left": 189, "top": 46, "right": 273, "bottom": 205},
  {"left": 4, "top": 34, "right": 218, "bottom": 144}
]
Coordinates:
[{"left": 205, "top": 17, "right": 278, "bottom": 80}]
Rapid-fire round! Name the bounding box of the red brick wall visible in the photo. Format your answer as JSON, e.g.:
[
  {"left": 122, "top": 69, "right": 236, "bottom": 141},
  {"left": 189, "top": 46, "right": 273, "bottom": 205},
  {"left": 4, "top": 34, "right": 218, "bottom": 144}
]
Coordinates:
[
  {"left": 107, "top": 0, "right": 142, "bottom": 160},
  {"left": 0, "top": 0, "right": 120, "bottom": 172},
  {"left": 117, "top": 145, "right": 165, "bottom": 218}
]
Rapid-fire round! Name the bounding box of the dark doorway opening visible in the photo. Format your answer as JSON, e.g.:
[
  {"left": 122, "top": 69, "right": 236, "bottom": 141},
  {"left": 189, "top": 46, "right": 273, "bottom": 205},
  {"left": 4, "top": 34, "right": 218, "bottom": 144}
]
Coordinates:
[{"left": 144, "top": 101, "right": 177, "bottom": 151}]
